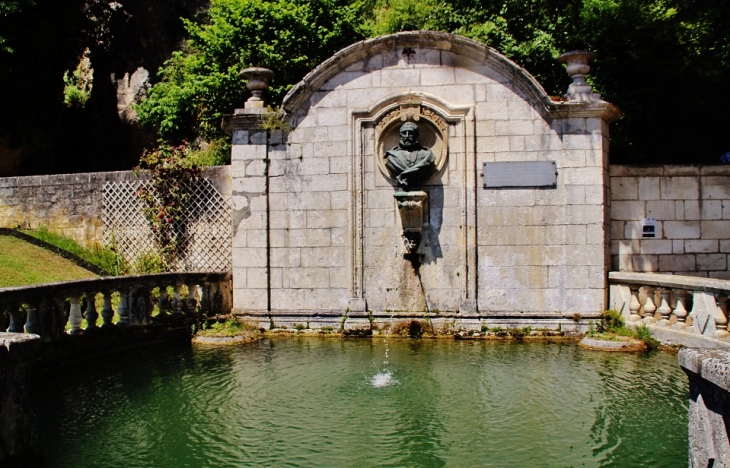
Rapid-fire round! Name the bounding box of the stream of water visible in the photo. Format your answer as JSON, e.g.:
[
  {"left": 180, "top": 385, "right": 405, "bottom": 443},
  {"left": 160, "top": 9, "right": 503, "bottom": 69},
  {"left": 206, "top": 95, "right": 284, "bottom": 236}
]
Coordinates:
[{"left": 33, "top": 338, "right": 688, "bottom": 467}]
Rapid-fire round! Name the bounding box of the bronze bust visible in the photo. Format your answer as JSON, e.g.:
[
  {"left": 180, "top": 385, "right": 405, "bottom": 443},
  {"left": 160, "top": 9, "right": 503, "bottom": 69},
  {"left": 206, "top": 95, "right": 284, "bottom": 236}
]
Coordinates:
[{"left": 384, "top": 122, "right": 436, "bottom": 188}]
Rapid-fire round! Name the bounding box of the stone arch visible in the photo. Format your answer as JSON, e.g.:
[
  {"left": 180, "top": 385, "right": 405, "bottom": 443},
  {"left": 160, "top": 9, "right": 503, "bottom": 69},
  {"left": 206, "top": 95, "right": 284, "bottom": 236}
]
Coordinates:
[{"left": 282, "top": 31, "right": 556, "bottom": 118}]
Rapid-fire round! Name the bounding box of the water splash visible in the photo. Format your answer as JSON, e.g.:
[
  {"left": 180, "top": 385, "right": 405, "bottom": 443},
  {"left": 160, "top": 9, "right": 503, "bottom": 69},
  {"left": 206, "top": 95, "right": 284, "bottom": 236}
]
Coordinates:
[
  {"left": 371, "top": 331, "right": 396, "bottom": 388},
  {"left": 371, "top": 371, "right": 396, "bottom": 388}
]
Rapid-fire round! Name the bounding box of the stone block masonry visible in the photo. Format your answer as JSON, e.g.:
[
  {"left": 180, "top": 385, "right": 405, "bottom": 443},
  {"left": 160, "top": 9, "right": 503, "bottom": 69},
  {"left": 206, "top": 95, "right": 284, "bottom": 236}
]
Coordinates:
[
  {"left": 610, "top": 165, "right": 730, "bottom": 279},
  {"left": 228, "top": 31, "right": 619, "bottom": 324},
  {"left": 0, "top": 166, "right": 231, "bottom": 248}
]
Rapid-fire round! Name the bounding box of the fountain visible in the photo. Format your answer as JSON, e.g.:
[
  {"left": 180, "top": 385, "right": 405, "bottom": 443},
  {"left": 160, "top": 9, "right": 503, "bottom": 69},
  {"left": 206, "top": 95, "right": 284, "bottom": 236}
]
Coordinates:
[{"left": 225, "top": 31, "right": 620, "bottom": 331}]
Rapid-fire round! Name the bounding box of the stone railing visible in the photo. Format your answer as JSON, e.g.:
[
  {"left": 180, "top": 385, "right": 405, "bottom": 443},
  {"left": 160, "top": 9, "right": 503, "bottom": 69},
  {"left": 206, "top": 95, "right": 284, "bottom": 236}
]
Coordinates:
[
  {"left": 609, "top": 272, "right": 730, "bottom": 346},
  {"left": 0, "top": 272, "right": 231, "bottom": 342}
]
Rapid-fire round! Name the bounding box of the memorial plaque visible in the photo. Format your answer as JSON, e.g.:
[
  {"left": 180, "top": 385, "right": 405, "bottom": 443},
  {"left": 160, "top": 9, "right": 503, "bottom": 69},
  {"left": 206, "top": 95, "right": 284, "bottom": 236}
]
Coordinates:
[{"left": 483, "top": 161, "right": 557, "bottom": 188}]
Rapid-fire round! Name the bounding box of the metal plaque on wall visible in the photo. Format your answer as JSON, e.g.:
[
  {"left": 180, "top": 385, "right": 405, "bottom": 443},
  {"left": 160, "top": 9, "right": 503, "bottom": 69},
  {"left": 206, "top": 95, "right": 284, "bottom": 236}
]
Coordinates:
[{"left": 483, "top": 161, "right": 558, "bottom": 188}]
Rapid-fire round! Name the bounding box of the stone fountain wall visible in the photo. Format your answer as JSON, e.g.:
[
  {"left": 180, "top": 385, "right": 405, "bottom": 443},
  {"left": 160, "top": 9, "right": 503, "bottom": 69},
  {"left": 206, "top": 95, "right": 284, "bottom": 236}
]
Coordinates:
[{"left": 227, "top": 31, "right": 619, "bottom": 327}]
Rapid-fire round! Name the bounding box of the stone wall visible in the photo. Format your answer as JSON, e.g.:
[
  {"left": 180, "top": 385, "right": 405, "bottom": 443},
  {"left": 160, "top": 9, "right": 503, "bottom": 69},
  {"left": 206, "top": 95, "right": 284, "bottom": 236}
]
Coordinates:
[
  {"left": 0, "top": 166, "right": 231, "bottom": 247},
  {"left": 610, "top": 165, "right": 730, "bottom": 279},
  {"left": 679, "top": 348, "right": 730, "bottom": 467}
]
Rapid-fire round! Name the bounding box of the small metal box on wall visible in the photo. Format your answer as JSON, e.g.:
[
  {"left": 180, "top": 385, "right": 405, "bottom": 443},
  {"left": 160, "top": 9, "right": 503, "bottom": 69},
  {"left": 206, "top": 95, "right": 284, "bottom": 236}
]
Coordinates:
[{"left": 642, "top": 218, "right": 656, "bottom": 238}]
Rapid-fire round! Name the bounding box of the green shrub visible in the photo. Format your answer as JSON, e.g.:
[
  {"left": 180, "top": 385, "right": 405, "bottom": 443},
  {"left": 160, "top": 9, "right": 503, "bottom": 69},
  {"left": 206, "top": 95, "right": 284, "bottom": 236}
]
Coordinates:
[
  {"left": 598, "top": 309, "right": 625, "bottom": 334},
  {"left": 197, "top": 316, "right": 259, "bottom": 337},
  {"left": 133, "top": 251, "right": 167, "bottom": 274},
  {"left": 633, "top": 324, "right": 660, "bottom": 349}
]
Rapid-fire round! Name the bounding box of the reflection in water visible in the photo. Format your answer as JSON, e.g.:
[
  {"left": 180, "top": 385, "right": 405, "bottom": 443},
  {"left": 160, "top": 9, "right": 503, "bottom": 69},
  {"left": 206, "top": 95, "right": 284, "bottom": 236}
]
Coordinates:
[{"left": 32, "top": 339, "right": 688, "bottom": 467}]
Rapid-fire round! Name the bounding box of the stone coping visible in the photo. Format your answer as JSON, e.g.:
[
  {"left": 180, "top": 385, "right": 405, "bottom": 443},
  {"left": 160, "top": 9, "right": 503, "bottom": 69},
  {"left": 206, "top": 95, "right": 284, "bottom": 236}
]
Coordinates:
[
  {"left": 679, "top": 347, "right": 730, "bottom": 391},
  {"left": 279, "top": 30, "right": 620, "bottom": 122},
  {"left": 0, "top": 332, "right": 40, "bottom": 359},
  {"left": 609, "top": 271, "right": 730, "bottom": 294},
  {"left": 0, "top": 271, "right": 230, "bottom": 302}
]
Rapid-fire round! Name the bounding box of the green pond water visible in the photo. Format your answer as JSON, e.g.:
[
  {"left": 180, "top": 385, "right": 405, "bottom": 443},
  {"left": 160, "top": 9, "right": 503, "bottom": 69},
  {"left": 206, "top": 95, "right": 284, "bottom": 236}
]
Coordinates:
[{"left": 33, "top": 338, "right": 688, "bottom": 467}]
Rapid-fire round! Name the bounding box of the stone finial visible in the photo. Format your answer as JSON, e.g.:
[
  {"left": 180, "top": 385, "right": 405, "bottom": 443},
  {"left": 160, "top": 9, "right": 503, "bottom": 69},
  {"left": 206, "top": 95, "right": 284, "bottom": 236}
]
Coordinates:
[
  {"left": 239, "top": 67, "right": 274, "bottom": 110},
  {"left": 558, "top": 50, "right": 601, "bottom": 102}
]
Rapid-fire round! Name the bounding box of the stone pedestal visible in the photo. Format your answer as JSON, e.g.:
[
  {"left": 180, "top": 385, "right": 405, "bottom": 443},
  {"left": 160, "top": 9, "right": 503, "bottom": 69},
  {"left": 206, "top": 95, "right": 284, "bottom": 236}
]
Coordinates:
[
  {"left": 679, "top": 348, "right": 730, "bottom": 468},
  {"left": 394, "top": 190, "right": 427, "bottom": 255},
  {"left": 0, "top": 333, "right": 40, "bottom": 464}
]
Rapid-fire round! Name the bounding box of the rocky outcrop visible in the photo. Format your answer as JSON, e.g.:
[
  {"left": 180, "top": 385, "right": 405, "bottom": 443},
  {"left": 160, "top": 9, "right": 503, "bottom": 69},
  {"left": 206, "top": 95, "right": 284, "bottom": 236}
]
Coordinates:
[
  {"left": 0, "top": 0, "right": 210, "bottom": 177},
  {"left": 114, "top": 67, "right": 150, "bottom": 125}
]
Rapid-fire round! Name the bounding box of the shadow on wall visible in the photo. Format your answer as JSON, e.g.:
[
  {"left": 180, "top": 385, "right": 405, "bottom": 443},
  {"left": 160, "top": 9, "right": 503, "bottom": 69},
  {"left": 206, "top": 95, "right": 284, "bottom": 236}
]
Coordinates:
[{"left": 421, "top": 183, "right": 444, "bottom": 265}]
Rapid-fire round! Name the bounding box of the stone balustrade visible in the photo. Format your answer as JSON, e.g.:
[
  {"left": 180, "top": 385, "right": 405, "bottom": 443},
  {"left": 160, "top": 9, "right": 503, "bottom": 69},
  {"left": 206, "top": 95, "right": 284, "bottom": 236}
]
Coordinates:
[
  {"left": 609, "top": 272, "right": 730, "bottom": 347},
  {"left": 0, "top": 272, "right": 231, "bottom": 342}
]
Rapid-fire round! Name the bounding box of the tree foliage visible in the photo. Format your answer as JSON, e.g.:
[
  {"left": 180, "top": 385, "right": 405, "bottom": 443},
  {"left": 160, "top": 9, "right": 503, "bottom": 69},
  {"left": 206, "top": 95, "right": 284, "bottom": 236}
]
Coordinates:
[
  {"left": 123, "top": 0, "right": 730, "bottom": 163},
  {"left": 359, "top": 0, "right": 730, "bottom": 163},
  {"left": 136, "top": 0, "right": 364, "bottom": 143}
]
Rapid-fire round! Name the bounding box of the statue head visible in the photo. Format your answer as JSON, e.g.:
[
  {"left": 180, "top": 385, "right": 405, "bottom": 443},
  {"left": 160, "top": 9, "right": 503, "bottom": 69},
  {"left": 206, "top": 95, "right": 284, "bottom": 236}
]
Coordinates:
[{"left": 399, "top": 122, "right": 419, "bottom": 149}]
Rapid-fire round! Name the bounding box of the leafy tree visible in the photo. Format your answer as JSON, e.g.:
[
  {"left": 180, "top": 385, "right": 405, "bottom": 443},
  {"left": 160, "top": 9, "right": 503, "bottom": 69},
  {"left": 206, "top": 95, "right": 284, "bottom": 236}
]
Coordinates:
[
  {"left": 360, "top": 0, "right": 730, "bottom": 163},
  {"left": 136, "top": 0, "right": 364, "bottom": 144},
  {"left": 137, "top": 0, "right": 730, "bottom": 164}
]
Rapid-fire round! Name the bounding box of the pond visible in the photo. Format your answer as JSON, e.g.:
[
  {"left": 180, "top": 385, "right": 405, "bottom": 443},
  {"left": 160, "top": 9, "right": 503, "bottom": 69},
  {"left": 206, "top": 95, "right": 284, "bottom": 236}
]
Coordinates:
[{"left": 33, "top": 338, "right": 688, "bottom": 467}]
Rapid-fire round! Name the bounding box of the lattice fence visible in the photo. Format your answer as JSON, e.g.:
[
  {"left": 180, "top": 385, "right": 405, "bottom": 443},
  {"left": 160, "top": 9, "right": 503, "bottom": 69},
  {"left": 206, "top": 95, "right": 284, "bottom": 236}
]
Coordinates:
[{"left": 103, "top": 178, "right": 231, "bottom": 272}]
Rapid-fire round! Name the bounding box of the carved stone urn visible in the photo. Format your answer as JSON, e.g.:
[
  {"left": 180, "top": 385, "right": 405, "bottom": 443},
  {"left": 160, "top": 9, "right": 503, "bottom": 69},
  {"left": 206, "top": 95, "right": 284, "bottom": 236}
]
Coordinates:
[
  {"left": 558, "top": 50, "right": 599, "bottom": 102},
  {"left": 240, "top": 67, "right": 274, "bottom": 110}
]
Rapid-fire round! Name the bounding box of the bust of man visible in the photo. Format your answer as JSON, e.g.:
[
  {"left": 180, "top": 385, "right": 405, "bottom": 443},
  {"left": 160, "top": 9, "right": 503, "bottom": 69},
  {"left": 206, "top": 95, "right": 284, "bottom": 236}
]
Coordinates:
[{"left": 384, "top": 122, "right": 437, "bottom": 188}]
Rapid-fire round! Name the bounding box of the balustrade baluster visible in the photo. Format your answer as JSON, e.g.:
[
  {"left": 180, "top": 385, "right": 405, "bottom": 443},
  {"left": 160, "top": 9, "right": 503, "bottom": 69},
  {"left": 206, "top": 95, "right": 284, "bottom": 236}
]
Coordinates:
[
  {"left": 100, "top": 291, "right": 114, "bottom": 328},
  {"left": 7, "top": 303, "right": 23, "bottom": 333},
  {"left": 657, "top": 288, "right": 672, "bottom": 324},
  {"left": 643, "top": 286, "right": 657, "bottom": 322},
  {"left": 67, "top": 295, "right": 83, "bottom": 335},
  {"left": 85, "top": 292, "right": 99, "bottom": 330},
  {"left": 157, "top": 285, "right": 169, "bottom": 318},
  {"left": 24, "top": 302, "right": 39, "bottom": 334},
  {"left": 199, "top": 283, "right": 211, "bottom": 317},
  {"left": 172, "top": 284, "right": 182, "bottom": 315},
  {"left": 186, "top": 282, "right": 198, "bottom": 314},
  {"left": 672, "top": 290, "right": 689, "bottom": 328},
  {"left": 629, "top": 285, "right": 642, "bottom": 321},
  {"left": 715, "top": 294, "right": 729, "bottom": 340},
  {"left": 116, "top": 289, "right": 130, "bottom": 326}
]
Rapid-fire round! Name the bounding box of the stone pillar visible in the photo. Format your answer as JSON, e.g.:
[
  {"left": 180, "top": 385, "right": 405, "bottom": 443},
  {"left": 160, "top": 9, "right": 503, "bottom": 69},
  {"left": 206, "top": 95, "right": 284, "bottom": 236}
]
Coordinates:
[
  {"left": 679, "top": 348, "right": 730, "bottom": 468},
  {"left": 222, "top": 67, "right": 275, "bottom": 317},
  {"left": 0, "top": 333, "right": 40, "bottom": 464}
]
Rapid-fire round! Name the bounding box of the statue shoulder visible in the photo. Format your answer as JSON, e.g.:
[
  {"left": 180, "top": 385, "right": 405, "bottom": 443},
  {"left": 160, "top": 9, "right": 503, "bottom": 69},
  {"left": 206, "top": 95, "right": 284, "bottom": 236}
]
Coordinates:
[{"left": 419, "top": 145, "right": 436, "bottom": 156}]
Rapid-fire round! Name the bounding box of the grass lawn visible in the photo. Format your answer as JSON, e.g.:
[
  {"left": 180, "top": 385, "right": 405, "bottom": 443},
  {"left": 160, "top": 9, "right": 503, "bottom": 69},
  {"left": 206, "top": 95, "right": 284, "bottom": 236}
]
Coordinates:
[{"left": 0, "top": 235, "right": 99, "bottom": 288}]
